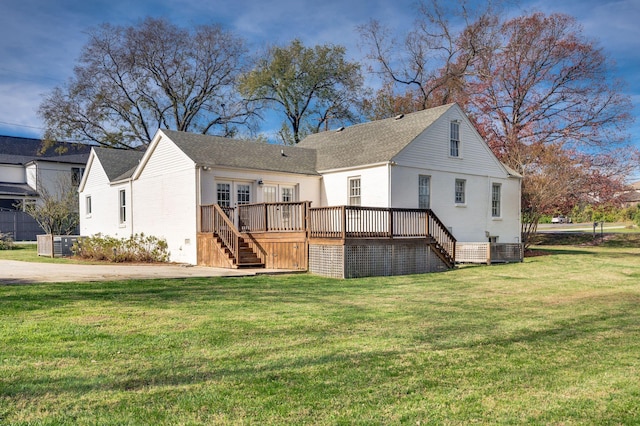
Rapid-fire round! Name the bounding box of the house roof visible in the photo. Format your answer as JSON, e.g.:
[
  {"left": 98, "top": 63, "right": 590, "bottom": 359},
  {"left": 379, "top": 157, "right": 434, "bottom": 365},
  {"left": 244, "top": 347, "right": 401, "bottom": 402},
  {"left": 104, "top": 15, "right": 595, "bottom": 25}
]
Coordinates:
[
  {"left": 0, "top": 182, "right": 38, "bottom": 197},
  {"left": 297, "top": 104, "right": 455, "bottom": 170},
  {"left": 92, "top": 147, "right": 145, "bottom": 182},
  {"left": 160, "top": 130, "right": 319, "bottom": 176},
  {"left": 0, "top": 135, "right": 91, "bottom": 165}
]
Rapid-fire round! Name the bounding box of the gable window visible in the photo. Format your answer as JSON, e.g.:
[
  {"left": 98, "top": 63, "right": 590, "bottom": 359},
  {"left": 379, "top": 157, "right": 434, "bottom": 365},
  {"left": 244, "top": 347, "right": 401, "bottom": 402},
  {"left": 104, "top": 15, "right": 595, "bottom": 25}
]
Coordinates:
[
  {"left": 348, "top": 177, "right": 361, "bottom": 206},
  {"left": 85, "top": 195, "right": 92, "bottom": 216},
  {"left": 455, "top": 179, "right": 466, "bottom": 204},
  {"left": 217, "top": 183, "right": 231, "bottom": 207},
  {"left": 237, "top": 184, "right": 251, "bottom": 205},
  {"left": 450, "top": 121, "right": 460, "bottom": 157},
  {"left": 119, "top": 189, "right": 126, "bottom": 224},
  {"left": 492, "top": 183, "right": 501, "bottom": 217},
  {"left": 418, "top": 175, "right": 431, "bottom": 209}
]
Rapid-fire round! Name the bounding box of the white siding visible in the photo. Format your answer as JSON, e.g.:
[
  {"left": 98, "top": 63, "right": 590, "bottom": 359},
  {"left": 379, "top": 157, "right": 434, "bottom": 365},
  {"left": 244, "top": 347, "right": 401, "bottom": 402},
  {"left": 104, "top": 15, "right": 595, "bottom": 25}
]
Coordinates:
[
  {"left": 28, "top": 162, "right": 83, "bottom": 201},
  {"left": 393, "top": 105, "right": 506, "bottom": 177},
  {"left": 389, "top": 163, "right": 520, "bottom": 243},
  {"left": 387, "top": 104, "right": 521, "bottom": 243},
  {"left": 79, "top": 156, "right": 129, "bottom": 238},
  {"left": 0, "top": 164, "right": 25, "bottom": 183},
  {"left": 320, "top": 164, "right": 390, "bottom": 207},
  {"left": 133, "top": 136, "right": 198, "bottom": 264},
  {"left": 201, "top": 168, "right": 321, "bottom": 207}
]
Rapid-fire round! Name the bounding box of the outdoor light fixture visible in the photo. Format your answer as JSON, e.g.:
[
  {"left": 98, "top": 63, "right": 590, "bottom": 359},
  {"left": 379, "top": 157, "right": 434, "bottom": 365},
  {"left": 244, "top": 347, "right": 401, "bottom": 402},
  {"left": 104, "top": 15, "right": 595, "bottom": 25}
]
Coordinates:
[{"left": 257, "top": 179, "right": 263, "bottom": 186}]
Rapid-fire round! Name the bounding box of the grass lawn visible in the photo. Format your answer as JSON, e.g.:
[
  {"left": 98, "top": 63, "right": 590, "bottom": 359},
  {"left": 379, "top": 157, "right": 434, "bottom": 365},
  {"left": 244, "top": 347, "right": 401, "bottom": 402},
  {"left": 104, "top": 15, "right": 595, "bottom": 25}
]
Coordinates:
[
  {"left": 1, "top": 238, "right": 640, "bottom": 424},
  {"left": 0, "top": 244, "right": 77, "bottom": 264}
]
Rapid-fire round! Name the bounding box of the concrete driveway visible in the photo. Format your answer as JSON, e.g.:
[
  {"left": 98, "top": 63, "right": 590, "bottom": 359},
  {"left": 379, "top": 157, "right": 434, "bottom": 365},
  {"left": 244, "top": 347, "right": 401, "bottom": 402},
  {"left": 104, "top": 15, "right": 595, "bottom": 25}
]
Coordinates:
[{"left": 0, "top": 259, "right": 292, "bottom": 284}]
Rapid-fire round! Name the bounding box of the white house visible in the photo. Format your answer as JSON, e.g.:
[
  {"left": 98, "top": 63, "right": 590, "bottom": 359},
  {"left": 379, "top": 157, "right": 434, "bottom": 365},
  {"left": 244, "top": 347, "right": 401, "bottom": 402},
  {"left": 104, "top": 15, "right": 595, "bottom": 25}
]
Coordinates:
[
  {"left": 0, "top": 135, "right": 90, "bottom": 240},
  {"left": 297, "top": 103, "right": 521, "bottom": 244},
  {"left": 79, "top": 134, "right": 322, "bottom": 264},
  {"left": 79, "top": 103, "right": 522, "bottom": 277}
]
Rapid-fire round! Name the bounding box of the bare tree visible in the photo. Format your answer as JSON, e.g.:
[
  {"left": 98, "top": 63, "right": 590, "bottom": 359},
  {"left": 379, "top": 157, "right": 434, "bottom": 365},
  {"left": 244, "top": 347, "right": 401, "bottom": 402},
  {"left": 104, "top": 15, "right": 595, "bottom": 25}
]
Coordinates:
[
  {"left": 358, "top": 0, "right": 501, "bottom": 117},
  {"left": 20, "top": 175, "right": 79, "bottom": 236},
  {"left": 39, "top": 17, "right": 254, "bottom": 149}
]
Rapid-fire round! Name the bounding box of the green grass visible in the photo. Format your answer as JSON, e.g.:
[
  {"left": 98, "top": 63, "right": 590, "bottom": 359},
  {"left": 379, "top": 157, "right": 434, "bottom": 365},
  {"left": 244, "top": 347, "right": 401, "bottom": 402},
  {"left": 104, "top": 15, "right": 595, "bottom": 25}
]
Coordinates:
[
  {"left": 1, "top": 242, "right": 640, "bottom": 424},
  {"left": 0, "top": 244, "right": 77, "bottom": 264}
]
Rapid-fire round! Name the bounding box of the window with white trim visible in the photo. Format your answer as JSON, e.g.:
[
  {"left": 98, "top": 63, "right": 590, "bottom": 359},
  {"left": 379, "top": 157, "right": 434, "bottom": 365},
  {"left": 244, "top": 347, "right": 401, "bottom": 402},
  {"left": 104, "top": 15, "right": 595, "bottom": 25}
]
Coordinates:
[
  {"left": 450, "top": 121, "right": 460, "bottom": 157},
  {"left": 281, "top": 187, "right": 293, "bottom": 202},
  {"left": 217, "top": 183, "right": 231, "bottom": 207},
  {"left": 85, "top": 195, "right": 92, "bottom": 215},
  {"left": 263, "top": 185, "right": 277, "bottom": 203},
  {"left": 492, "top": 183, "right": 501, "bottom": 217},
  {"left": 455, "top": 179, "right": 466, "bottom": 204},
  {"left": 237, "top": 184, "right": 251, "bottom": 205},
  {"left": 418, "top": 175, "right": 431, "bottom": 209},
  {"left": 119, "top": 189, "right": 126, "bottom": 224},
  {"left": 348, "top": 177, "right": 361, "bottom": 206}
]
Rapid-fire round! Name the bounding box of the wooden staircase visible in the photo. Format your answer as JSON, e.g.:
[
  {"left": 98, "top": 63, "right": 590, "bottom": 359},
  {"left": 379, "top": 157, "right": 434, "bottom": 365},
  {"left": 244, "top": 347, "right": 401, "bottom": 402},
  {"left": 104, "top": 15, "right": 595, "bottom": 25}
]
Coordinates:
[
  {"left": 426, "top": 209, "right": 456, "bottom": 269},
  {"left": 428, "top": 239, "right": 456, "bottom": 269},
  {"left": 215, "top": 235, "right": 264, "bottom": 268},
  {"left": 207, "top": 204, "right": 264, "bottom": 268}
]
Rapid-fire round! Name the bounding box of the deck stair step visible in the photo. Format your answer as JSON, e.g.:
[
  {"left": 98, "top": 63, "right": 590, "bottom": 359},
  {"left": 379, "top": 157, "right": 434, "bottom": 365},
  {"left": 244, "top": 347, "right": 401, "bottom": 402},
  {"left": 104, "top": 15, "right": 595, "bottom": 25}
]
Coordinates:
[{"left": 214, "top": 234, "right": 264, "bottom": 268}]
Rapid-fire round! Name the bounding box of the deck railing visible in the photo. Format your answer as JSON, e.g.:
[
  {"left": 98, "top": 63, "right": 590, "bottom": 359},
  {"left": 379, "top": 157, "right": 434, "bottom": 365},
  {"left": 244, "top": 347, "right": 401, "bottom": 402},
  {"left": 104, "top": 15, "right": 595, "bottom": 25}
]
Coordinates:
[
  {"left": 308, "top": 206, "right": 451, "bottom": 241},
  {"left": 426, "top": 208, "right": 457, "bottom": 263},
  {"left": 238, "top": 202, "right": 309, "bottom": 232},
  {"left": 202, "top": 203, "right": 457, "bottom": 264},
  {"left": 201, "top": 204, "right": 240, "bottom": 261}
]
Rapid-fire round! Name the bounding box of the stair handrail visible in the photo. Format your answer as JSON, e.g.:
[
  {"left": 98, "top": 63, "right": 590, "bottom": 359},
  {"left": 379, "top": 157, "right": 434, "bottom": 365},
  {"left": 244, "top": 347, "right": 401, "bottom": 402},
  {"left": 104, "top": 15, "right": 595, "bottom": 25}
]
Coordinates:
[
  {"left": 212, "top": 204, "right": 241, "bottom": 262},
  {"left": 426, "top": 209, "right": 457, "bottom": 265}
]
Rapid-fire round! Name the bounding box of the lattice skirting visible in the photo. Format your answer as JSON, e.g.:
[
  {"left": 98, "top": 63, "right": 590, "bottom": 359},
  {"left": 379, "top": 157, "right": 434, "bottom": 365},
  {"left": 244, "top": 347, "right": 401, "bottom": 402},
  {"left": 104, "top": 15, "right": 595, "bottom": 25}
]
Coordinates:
[{"left": 309, "top": 240, "right": 448, "bottom": 279}]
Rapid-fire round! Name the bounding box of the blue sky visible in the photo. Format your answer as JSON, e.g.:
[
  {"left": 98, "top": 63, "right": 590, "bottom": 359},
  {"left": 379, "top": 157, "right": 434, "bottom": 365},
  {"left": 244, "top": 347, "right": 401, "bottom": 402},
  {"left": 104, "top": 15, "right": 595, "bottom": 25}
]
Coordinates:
[{"left": 1, "top": 0, "right": 639, "bottom": 160}]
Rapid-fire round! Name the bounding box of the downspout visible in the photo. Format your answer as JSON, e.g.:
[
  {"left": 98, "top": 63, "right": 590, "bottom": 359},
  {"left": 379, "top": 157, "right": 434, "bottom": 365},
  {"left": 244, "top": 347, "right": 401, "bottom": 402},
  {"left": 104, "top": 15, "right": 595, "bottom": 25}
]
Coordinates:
[
  {"left": 388, "top": 161, "right": 393, "bottom": 208},
  {"left": 129, "top": 178, "right": 134, "bottom": 236},
  {"left": 196, "top": 165, "right": 202, "bottom": 233}
]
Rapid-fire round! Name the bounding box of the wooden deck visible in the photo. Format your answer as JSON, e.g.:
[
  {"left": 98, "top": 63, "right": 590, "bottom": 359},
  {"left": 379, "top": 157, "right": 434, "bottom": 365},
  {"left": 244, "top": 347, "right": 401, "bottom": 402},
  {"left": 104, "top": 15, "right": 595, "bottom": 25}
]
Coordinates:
[{"left": 199, "top": 202, "right": 460, "bottom": 272}]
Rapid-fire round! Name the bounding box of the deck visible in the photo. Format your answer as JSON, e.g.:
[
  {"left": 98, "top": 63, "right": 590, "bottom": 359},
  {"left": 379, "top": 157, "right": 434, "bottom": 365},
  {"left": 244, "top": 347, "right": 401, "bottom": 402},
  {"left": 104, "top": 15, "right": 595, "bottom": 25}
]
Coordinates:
[{"left": 198, "top": 202, "right": 521, "bottom": 277}]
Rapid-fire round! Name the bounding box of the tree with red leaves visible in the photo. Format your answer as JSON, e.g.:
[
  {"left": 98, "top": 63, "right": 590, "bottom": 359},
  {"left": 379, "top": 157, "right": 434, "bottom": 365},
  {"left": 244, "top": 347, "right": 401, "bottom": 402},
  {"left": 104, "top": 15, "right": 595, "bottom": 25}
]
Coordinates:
[{"left": 361, "top": 3, "right": 637, "bottom": 247}]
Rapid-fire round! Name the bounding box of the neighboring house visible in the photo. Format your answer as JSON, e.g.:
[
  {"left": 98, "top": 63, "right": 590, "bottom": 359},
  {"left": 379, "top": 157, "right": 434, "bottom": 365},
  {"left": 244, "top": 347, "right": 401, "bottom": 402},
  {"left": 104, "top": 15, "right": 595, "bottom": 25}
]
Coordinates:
[
  {"left": 0, "top": 136, "right": 91, "bottom": 240},
  {"left": 79, "top": 103, "right": 522, "bottom": 277},
  {"left": 619, "top": 180, "right": 640, "bottom": 207}
]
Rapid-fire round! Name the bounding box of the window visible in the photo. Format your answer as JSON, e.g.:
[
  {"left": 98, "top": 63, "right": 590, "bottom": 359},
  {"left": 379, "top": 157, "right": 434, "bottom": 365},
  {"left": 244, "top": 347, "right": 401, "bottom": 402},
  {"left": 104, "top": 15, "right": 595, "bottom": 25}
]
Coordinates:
[
  {"left": 263, "top": 185, "right": 277, "bottom": 203},
  {"left": 71, "top": 167, "right": 84, "bottom": 186},
  {"left": 237, "top": 184, "right": 251, "bottom": 205},
  {"left": 281, "top": 187, "right": 293, "bottom": 202},
  {"left": 217, "top": 183, "right": 231, "bottom": 207},
  {"left": 348, "top": 177, "right": 361, "bottom": 206},
  {"left": 492, "top": 183, "right": 501, "bottom": 217},
  {"left": 85, "top": 195, "right": 92, "bottom": 215},
  {"left": 418, "top": 175, "right": 431, "bottom": 209},
  {"left": 450, "top": 121, "right": 460, "bottom": 157},
  {"left": 455, "top": 179, "right": 466, "bottom": 204},
  {"left": 119, "top": 189, "right": 126, "bottom": 224}
]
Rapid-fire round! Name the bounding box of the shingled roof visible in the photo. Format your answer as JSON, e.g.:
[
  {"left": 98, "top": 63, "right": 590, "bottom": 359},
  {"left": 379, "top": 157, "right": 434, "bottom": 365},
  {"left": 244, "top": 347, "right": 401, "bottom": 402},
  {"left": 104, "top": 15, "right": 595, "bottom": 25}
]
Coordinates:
[
  {"left": 297, "top": 104, "right": 454, "bottom": 170},
  {"left": 0, "top": 182, "right": 38, "bottom": 197},
  {"left": 161, "top": 130, "right": 319, "bottom": 176},
  {"left": 0, "top": 135, "right": 91, "bottom": 165},
  {"left": 93, "top": 147, "right": 145, "bottom": 182}
]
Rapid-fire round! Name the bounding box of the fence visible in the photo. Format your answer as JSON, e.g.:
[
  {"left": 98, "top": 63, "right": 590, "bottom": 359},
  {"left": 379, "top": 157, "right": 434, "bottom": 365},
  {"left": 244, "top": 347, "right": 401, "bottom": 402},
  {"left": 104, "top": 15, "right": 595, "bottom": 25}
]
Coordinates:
[
  {"left": 455, "top": 242, "right": 523, "bottom": 264},
  {"left": 0, "top": 211, "right": 44, "bottom": 241},
  {"left": 37, "top": 234, "right": 81, "bottom": 257}
]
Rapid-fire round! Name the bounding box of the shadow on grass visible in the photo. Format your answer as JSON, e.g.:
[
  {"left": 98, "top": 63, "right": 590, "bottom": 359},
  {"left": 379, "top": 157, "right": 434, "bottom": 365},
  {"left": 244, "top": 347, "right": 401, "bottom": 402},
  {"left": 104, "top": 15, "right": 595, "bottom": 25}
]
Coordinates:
[
  {"left": 533, "top": 232, "right": 640, "bottom": 248},
  {"left": 4, "top": 298, "right": 638, "bottom": 400}
]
